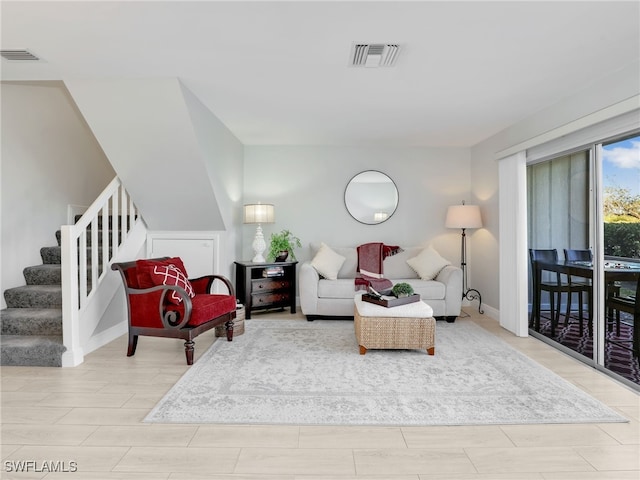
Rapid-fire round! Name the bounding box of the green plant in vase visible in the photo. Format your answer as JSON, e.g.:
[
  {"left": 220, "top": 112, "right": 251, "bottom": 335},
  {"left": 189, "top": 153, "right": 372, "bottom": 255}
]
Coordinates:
[
  {"left": 392, "top": 282, "right": 414, "bottom": 298},
  {"left": 268, "top": 229, "right": 302, "bottom": 262}
]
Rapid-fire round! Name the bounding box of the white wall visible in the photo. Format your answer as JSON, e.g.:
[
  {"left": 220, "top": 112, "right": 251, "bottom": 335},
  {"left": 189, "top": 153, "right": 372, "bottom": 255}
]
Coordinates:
[
  {"left": 1, "top": 82, "right": 115, "bottom": 308},
  {"left": 470, "top": 60, "right": 640, "bottom": 318},
  {"left": 64, "top": 78, "right": 226, "bottom": 232},
  {"left": 243, "top": 146, "right": 472, "bottom": 269},
  {"left": 181, "top": 83, "right": 244, "bottom": 279}
]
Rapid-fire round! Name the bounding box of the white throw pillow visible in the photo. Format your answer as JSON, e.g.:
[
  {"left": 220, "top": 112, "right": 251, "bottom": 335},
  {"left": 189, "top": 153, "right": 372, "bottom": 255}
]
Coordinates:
[
  {"left": 406, "top": 246, "right": 451, "bottom": 280},
  {"left": 310, "top": 242, "right": 346, "bottom": 280}
]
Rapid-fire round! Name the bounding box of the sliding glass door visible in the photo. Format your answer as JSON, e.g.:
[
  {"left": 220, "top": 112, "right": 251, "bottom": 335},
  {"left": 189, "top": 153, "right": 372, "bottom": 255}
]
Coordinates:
[
  {"left": 527, "top": 149, "right": 593, "bottom": 363},
  {"left": 527, "top": 133, "right": 639, "bottom": 389},
  {"left": 600, "top": 135, "right": 640, "bottom": 384}
]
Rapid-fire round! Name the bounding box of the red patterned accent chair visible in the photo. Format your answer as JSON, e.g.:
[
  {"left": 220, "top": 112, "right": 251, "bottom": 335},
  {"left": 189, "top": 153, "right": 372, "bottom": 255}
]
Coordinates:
[{"left": 111, "top": 257, "right": 236, "bottom": 365}]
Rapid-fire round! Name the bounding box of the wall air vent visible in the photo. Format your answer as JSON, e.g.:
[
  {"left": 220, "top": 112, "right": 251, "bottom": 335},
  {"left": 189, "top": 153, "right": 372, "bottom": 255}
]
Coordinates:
[
  {"left": 1, "top": 50, "right": 41, "bottom": 61},
  {"left": 351, "top": 43, "right": 400, "bottom": 68}
]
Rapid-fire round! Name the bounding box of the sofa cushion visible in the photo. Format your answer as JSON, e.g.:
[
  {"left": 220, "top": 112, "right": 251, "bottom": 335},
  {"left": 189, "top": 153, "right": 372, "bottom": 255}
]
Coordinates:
[
  {"left": 310, "top": 242, "right": 346, "bottom": 280},
  {"left": 407, "top": 246, "right": 452, "bottom": 280},
  {"left": 318, "top": 278, "right": 446, "bottom": 301},
  {"left": 184, "top": 294, "right": 236, "bottom": 327},
  {"left": 318, "top": 279, "right": 358, "bottom": 299},
  {"left": 384, "top": 247, "right": 422, "bottom": 279},
  {"left": 409, "top": 280, "right": 447, "bottom": 300},
  {"left": 310, "top": 243, "right": 360, "bottom": 279}
]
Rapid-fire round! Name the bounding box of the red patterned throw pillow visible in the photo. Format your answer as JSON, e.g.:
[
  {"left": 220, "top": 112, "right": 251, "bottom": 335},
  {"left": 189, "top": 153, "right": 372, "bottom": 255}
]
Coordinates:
[
  {"left": 136, "top": 257, "right": 189, "bottom": 289},
  {"left": 149, "top": 264, "right": 195, "bottom": 305}
]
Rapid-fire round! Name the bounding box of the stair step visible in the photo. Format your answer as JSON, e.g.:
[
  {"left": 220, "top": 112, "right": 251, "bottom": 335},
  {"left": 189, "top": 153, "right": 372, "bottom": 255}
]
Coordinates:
[
  {"left": 23, "top": 264, "right": 102, "bottom": 286},
  {"left": 40, "top": 246, "right": 61, "bottom": 264},
  {"left": 4, "top": 285, "right": 62, "bottom": 308},
  {"left": 24, "top": 264, "right": 61, "bottom": 285},
  {"left": 0, "top": 308, "right": 62, "bottom": 336},
  {"left": 0, "top": 335, "right": 65, "bottom": 367},
  {"left": 40, "top": 246, "right": 112, "bottom": 265}
]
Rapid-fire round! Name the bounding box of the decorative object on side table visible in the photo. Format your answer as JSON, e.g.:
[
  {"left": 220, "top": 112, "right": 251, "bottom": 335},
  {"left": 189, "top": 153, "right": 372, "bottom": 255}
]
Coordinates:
[
  {"left": 445, "top": 201, "right": 484, "bottom": 314},
  {"left": 268, "top": 229, "right": 302, "bottom": 262},
  {"left": 244, "top": 203, "right": 275, "bottom": 263}
]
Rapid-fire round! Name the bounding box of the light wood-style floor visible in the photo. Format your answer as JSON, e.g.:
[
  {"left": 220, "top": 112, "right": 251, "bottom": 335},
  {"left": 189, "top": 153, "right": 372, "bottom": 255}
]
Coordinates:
[{"left": 2, "top": 309, "right": 639, "bottom": 479}]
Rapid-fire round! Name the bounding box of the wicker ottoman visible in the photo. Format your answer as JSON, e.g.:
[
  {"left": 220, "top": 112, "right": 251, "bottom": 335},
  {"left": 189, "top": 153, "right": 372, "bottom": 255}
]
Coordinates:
[{"left": 354, "top": 293, "right": 435, "bottom": 355}]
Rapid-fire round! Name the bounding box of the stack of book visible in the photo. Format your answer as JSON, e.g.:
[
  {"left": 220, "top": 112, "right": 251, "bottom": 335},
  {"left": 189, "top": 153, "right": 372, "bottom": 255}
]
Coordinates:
[{"left": 263, "top": 266, "right": 285, "bottom": 277}]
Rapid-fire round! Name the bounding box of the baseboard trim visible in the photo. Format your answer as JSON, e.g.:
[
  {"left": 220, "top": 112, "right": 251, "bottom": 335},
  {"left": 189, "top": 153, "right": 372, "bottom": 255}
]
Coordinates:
[{"left": 83, "top": 322, "right": 128, "bottom": 357}]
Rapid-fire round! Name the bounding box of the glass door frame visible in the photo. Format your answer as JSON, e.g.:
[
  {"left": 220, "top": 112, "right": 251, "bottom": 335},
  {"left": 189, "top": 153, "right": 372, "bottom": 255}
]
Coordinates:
[
  {"left": 592, "top": 143, "right": 606, "bottom": 368},
  {"left": 527, "top": 145, "right": 598, "bottom": 368},
  {"left": 526, "top": 133, "right": 639, "bottom": 391}
]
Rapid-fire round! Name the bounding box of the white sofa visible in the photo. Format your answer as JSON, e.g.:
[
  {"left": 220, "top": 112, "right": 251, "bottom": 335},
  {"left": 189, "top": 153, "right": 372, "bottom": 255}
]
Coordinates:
[{"left": 300, "top": 243, "right": 462, "bottom": 321}]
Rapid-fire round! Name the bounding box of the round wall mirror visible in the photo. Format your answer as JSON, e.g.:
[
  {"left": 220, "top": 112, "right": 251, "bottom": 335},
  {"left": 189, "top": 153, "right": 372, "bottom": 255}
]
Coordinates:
[{"left": 344, "top": 170, "right": 399, "bottom": 225}]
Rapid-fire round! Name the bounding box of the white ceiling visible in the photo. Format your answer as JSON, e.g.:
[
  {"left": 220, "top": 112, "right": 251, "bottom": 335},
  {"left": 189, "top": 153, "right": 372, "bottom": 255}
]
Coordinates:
[{"left": 2, "top": 1, "right": 639, "bottom": 147}]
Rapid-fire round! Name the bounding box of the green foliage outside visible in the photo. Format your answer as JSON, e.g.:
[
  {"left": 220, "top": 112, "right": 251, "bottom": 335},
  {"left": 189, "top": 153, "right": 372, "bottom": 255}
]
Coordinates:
[
  {"left": 603, "top": 186, "right": 640, "bottom": 222},
  {"left": 603, "top": 186, "right": 639, "bottom": 260},
  {"left": 604, "top": 223, "right": 640, "bottom": 259}
]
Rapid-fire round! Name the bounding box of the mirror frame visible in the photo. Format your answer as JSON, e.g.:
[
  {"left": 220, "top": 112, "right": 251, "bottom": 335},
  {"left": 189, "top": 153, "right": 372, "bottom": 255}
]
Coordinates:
[{"left": 344, "top": 170, "right": 399, "bottom": 225}]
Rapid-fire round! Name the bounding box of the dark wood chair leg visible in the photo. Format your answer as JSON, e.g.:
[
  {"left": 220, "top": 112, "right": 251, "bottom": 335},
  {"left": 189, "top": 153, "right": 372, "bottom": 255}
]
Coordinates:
[
  {"left": 565, "top": 291, "right": 572, "bottom": 325},
  {"left": 225, "top": 320, "right": 234, "bottom": 341},
  {"left": 578, "top": 291, "right": 584, "bottom": 336},
  {"left": 550, "top": 292, "right": 557, "bottom": 336},
  {"left": 127, "top": 334, "right": 138, "bottom": 357},
  {"left": 184, "top": 340, "right": 195, "bottom": 365}
]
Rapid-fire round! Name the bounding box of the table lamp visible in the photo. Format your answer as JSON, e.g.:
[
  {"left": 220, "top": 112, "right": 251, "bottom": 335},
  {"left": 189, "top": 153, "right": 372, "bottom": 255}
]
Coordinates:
[{"left": 244, "top": 203, "right": 275, "bottom": 263}]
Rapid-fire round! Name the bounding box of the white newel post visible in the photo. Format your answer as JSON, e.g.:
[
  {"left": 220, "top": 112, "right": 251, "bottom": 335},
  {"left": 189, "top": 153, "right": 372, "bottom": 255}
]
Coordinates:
[{"left": 61, "top": 225, "right": 85, "bottom": 366}]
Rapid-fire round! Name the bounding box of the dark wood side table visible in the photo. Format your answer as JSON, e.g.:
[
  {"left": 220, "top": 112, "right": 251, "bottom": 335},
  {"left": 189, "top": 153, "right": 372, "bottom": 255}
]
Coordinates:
[{"left": 234, "top": 261, "right": 297, "bottom": 319}]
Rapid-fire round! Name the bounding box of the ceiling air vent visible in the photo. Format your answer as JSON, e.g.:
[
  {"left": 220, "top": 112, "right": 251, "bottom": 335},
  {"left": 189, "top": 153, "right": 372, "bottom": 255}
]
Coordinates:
[
  {"left": 1, "top": 50, "right": 41, "bottom": 61},
  {"left": 351, "top": 44, "right": 400, "bottom": 68}
]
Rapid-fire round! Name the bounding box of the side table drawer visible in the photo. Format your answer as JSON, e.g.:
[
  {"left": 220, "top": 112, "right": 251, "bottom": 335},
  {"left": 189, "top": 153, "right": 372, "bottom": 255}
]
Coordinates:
[
  {"left": 253, "top": 278, "right": 290, "bottom": 292},
  {"left": 252, "top": 292, "right": 290, "bottom": 306}
]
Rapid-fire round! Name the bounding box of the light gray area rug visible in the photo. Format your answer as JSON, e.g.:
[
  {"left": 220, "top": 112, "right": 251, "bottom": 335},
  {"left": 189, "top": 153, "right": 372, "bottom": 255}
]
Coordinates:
[{"left": 145, "top": 319, "right": 627, "bottom": 426}]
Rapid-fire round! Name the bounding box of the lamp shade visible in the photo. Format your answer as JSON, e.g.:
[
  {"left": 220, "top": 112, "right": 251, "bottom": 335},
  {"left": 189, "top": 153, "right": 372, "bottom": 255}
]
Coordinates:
[
  {"left": 445, "top": 204, "right": 482, "bottom": 229},
  {"left": 243, "top": 203, "right": 275, "bottom": 224}
]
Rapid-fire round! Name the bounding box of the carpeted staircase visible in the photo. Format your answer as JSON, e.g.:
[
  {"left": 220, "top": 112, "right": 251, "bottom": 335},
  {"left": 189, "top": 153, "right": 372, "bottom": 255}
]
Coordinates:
[
  {"left": 1, "top": 235, "right": 67, "bottom": 367},
  {"left": 1, "top": 218, "right": 112, "bottom": 367}
]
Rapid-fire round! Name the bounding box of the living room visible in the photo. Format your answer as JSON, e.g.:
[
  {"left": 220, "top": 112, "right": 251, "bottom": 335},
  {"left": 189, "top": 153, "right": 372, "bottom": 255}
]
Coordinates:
[
  {"left": 3, "top": 1, "right": 639, "bottom": 324},
  {"left": 2, "top": 2, "right": 638, "bottom": 368},
  {"left": 0, "top": 2, "right": 640, "bottom": 480}
]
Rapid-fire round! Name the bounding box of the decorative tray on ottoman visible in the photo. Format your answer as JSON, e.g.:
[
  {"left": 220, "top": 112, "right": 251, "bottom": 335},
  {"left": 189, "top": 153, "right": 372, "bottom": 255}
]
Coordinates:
[{"left": 361, "top": 293, "right": 421, "bottom": 308}]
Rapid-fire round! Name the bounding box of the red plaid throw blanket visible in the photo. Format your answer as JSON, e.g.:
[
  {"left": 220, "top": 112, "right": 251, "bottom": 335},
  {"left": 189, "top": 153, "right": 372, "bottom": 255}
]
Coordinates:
[{"left": 355, "top": 242, "right": 402, "bottom": 291}]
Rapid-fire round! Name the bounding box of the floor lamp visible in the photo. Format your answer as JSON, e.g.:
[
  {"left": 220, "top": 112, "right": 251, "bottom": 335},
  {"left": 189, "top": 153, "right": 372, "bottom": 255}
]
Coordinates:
[
  {"left": 446, "top": 202, "right": 484, "bottom": 314},
  {"left": 244, "top": 203, "right": 275, "bottom": 263}
]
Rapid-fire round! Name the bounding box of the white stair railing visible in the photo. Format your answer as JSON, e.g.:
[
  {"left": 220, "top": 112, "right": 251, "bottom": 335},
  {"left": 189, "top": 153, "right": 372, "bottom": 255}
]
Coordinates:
[{"left": 61, "top": 177, "right": 139, "bottom": 366}]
